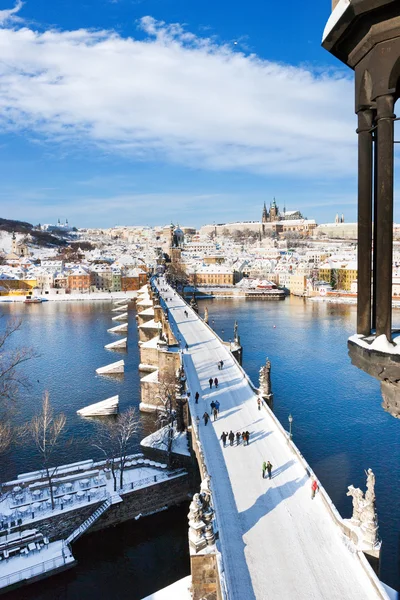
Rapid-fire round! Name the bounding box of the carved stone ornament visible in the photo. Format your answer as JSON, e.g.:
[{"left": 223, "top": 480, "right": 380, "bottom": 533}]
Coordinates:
[{"left": 347, "top": 469, "right": 379, "bottom": 548}]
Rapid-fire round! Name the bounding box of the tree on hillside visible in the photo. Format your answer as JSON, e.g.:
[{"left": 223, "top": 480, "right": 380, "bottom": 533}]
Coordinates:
[
  {"left": 23, "top": 392, "right": 67, "bottom": 510},
  {"left": 92, "top": 408, "right": 140, "bottom": 492}
]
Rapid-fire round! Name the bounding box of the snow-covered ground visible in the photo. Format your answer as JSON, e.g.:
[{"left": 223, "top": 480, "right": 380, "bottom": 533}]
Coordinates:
[
  {"left": 142, "top": 575, "right": 191, "bottom": 600},
  {"left": 349, "top": 333, "right": 400, "bottom": 355},
  {"left": 141, "top": 425, "right": 191, "bottom": 457},
  {"left": 0, "top": 539, "right": 75, "bottom": 591},
  {"left": 156, "top": 277, "right": 389, "bottom": 600}
]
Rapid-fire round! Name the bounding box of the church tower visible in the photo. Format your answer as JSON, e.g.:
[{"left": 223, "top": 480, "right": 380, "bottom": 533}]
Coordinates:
[
  {"left": 11, "top": 232, "right": 17, "bottom": 255},
  {"left": 262, "top": 202, "right": 268, "bottom": 224},
  {"left": 269, "top": 198, "right": 279, "bottom": 222}
]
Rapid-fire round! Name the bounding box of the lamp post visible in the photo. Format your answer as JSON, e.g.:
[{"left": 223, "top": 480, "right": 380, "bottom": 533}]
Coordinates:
[{"left": 288, "top": 414, "right": 293, "bottom": 440}]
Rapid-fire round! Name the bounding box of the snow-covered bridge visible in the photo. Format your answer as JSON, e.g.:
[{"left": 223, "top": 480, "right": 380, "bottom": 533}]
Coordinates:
[{"left": 154, "top": 278, "right": 389, "bottom": 600}]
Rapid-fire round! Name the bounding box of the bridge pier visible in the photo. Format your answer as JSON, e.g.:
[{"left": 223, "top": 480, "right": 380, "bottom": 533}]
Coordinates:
[{"left": 190, "top": 554, "right": 221, "bottom": 600}]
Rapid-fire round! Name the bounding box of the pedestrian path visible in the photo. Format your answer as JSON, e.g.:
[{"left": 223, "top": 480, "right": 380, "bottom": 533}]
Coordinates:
[{"left": 155, "top": 279, "right": 387, "bottom": 600}]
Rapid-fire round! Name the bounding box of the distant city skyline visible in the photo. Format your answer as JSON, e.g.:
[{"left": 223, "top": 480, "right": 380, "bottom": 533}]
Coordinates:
[{"left": 0, "top": 0, "right": 398, "bottom": 227}]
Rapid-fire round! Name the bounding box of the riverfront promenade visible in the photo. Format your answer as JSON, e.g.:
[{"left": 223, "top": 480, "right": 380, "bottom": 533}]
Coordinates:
[{"left": 155, "top": 279, "right": 387, "bottom": 600}]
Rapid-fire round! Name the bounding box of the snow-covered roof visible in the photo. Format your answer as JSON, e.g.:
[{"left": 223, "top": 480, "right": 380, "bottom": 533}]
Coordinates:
[{"left": 322, "top": 0, "right": 351, "bottom": 42}]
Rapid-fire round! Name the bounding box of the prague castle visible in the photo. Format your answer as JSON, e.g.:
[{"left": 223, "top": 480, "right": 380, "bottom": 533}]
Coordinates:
[{"left": 200, "top": 200, "right": 316, "bottom": 237}]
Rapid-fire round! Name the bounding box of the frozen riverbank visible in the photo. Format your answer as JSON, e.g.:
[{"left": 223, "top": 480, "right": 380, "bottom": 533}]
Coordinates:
[
  {"left": 308, "top": 296, "right": 400, "bottom": 309},
  {"left": 0, "top": 291, "right": 137, "bottom": 303}
]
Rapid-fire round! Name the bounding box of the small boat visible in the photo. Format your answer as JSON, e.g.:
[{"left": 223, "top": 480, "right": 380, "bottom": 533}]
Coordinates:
[
  {"left": 111, "top": 305, "right": 129, "bottom": 312},
  {"left": 77, "top": 395, "right": 119, "bottom": 416},
  {"left": 96, "top": 360, "right": 124, "bottom": 374},
  {"left": 24, "top": 296, "right": 45, "bottom": 304},
  {"left": 104, "top": 337, "right": 127, "bottom": 350},
  {"left": 111, "top": 312, "right": 128, "bottom": 321},
  {"left": 107, "top": 323, "right": 128, "bottom": 333}
]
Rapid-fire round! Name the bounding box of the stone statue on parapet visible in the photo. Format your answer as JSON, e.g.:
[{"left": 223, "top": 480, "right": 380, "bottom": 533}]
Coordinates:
[
  {"left": 259, "top": 358, "right": 273, "bottom": 401},
  {"left": 200, "top": 476, "right": 212, "bottom": 511},
  {"left": 204, "top": 306, "right": 209, "bottom": 324},
  {"left": 190, "top": 292, "right": 198, "bottom": 313},
  {"left": 188, "top": 488, "right": 215, "bottom": 552},
  {"left": 365, "top": 468, "right": 376, "bottom": 504},
  {"left": 346, "top": 469, "right": 379, "bottom": 549},
  {"left": 347, "top": 485, "right": 364, "bottom": 523},
  {"left": 188, "top": 493, "right": 203, "bottom": 524}
]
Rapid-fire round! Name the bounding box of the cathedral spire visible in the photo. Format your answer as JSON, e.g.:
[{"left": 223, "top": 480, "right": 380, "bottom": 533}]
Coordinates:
[{"left": 262, "top": 201, "right": 268, "bottom": 223}]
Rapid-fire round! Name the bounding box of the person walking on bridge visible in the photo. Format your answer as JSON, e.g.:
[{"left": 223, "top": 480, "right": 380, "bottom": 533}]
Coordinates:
[
  {"left": 262, "top": 461, "right": 267, "bottom": 479},
  {"left": 213, "top": 407, "right": 218, "bottom": 421},
  {"left": 266, "top": 461, "right": 273, "bottom": 479},
  {"left": 221, "top": 432, "right": 227, "bottom": 447},
  {"left": 210, "top": 400, "right": 216, "bottom": 413},
  {"left": 195, "top": 391, "right": 200, "bottom": 404},
  {"left": 209, "top": 378, "right": 213, "bottom": 389},
  {"left": 214, "top": 377, "right": 219, "bottom": 388},
  {"left": 220, "top": 360, "right": 224, "bottom": 369},
  {"left": 236, "top": 431, "right": 241, "bottom": 445},
  {"left": 257, "top": 398, "right": 262, "bottom": 411},
  {"left": 228, "top": 431, "right": 235, "bottom": 446},
  {"left": 215, "top": 400, "right": 220, "bottom": 414},
  {"left": 203, "top": 412, "right": 210, "bottom": 426},
  {"left": 311, "top": 478, "right": 319, "bottom": 499}
]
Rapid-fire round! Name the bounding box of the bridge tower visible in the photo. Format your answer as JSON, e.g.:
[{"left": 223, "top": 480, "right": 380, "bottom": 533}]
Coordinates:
[
  {"left": 323, "top": 0, "right": 399, "bottom": 340},
  {"left": 323, "top": 1, "right": 400, "bottom": 414}
]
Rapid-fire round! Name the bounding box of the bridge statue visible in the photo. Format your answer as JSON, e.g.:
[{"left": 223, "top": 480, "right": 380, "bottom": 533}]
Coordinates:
[
  {"left": 259, "top": 358, "right": 273, "bottom": 409},
  {"left": 190, "top": 292, "right": 199, "bottom": 314},
  {"left": 204, "top": 306, "right": 209, "bottom": 324},
  {"left": 346, "top": 469, "right": 379, "bottom": 550},
  {"left": 188, "top": 482, "right": 215, "bottom": 552}
]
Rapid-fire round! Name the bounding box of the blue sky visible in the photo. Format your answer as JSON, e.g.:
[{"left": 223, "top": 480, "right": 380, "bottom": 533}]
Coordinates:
[{"left": 0, "top": 0, "right": 383, "bottom": 228}]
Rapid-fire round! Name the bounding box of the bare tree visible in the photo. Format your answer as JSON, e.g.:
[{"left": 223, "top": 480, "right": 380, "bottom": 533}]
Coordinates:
[
  {"left": 0, "top": 316, "right": 38, "bottom": 404},
  {"left": 93, "top": 407, "right": 139, "bottom": 492},
  {"left": 0, "top": 421, "right": 12, "bottom": 455},
  {"left": 23, "top": 392, "right": 67, "bottom": 509},
  {"left": 152, "top": 374, "right": 180, "bottom": 462}
]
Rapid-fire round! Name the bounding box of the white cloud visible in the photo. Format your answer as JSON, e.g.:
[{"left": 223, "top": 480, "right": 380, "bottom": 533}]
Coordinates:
[
  {"left": 0, "top": 1, "right": 23, "bottom": 25},
  {"left": 0, "top": 15, "right": 356, "bottom": 177}
]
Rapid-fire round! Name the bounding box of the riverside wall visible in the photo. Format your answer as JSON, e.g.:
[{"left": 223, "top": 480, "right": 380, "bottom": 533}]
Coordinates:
[{"left": 12, "top": 474, "right": 191, "bottom": 542}]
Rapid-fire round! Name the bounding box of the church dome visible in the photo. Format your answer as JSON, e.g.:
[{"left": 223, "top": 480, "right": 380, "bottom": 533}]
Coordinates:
[{"left": 173, "top": 227, "right": 185, "bottom": 246}]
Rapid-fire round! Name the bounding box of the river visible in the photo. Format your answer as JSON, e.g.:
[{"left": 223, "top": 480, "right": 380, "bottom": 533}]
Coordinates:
[{"left": 0, "top": 297, "right": 399, "bottom": 595}]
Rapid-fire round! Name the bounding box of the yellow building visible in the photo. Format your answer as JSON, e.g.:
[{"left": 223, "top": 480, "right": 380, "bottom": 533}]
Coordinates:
[
  {"left": 289, "top": 274, "right": 307, "bottom": 296},
  {"left": 203, "top": 256, "right": 225, "bottom": 265},
  {"left": 188, "top": 266, "right": 236, "bottom": 286},
  {"left": 318, "top": 261, "right": 357, "bottom": 291}
]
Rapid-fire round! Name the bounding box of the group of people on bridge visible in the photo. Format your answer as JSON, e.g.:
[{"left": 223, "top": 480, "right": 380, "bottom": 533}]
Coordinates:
[{"left": 220, "top": 430, "right": 250, "bottom": 446}]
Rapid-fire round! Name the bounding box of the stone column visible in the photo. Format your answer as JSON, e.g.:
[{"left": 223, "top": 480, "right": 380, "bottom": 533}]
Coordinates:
[
  {"left": 356, "top": 109, "right": 374, "bottom": 336},
  {"left": 375, "top": 94, "right": 395, "bottom": 341}
]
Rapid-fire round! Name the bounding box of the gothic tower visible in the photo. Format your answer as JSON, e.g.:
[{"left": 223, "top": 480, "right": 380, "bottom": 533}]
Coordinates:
[
  {"left": 269, "top": 198, "right": 279, "bottom": 222},
  {"left": 262, "top": 202, "right": 268, "bottom": 224},
  {"left": 11, "top": 232, "right": 17, "bottom": 255}
]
